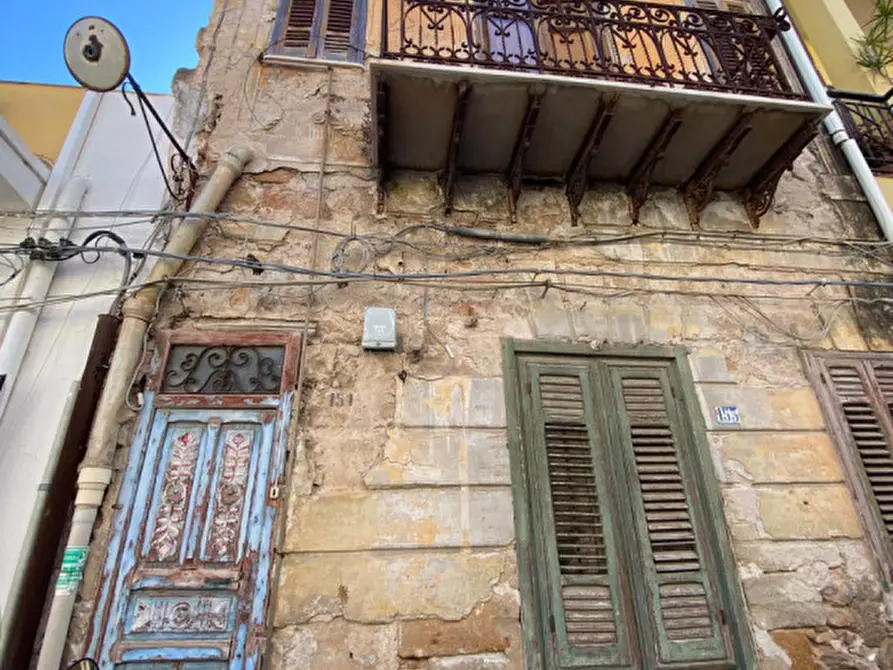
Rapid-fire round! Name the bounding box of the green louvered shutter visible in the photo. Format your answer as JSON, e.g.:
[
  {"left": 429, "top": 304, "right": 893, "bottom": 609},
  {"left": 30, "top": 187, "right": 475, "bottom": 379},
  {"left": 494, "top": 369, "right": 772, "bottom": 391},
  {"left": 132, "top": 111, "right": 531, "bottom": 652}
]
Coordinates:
[
  {"left": 609, "top": 366, "right": 733, "bottom": 667},
  {"left": 521, "top": 362, "right": 637, "bottom": 669}
]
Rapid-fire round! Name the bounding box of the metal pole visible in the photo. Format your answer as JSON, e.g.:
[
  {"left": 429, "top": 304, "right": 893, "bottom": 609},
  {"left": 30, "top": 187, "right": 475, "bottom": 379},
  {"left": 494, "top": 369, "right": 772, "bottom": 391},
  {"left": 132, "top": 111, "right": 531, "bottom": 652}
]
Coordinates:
[{"left": 125, "top": 74, "right": 196, "bottom": 175}]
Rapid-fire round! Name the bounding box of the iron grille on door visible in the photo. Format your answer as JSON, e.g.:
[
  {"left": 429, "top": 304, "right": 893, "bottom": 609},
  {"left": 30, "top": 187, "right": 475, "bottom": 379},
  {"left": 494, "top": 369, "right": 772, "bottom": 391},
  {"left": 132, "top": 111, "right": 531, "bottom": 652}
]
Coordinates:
[
  {"left": 504, "top": 342, "right": 754, "bottom": 670},
  {"left": 805, "top": 351, "right": 893, "bottom": 589}
]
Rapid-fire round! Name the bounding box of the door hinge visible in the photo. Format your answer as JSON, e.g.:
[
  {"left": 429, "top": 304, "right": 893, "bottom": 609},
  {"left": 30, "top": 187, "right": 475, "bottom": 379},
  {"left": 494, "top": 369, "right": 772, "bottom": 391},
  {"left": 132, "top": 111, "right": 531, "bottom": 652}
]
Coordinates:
[
  {"left": 549, "top": 614, "right": 556, "bottom": 633},
  {"left": 268, "top": 477, "right": 283, "bottom": 502},
  {"left": 719, "top": 608, "right": 727, "bottom": 626}
]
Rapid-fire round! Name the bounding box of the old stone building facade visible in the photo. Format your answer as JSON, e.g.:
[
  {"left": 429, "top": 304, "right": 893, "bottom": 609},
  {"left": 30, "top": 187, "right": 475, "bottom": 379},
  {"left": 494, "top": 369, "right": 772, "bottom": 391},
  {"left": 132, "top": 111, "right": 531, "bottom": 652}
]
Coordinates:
[{"left": 54, "top": 1, "right": 893, "bottom": 669}]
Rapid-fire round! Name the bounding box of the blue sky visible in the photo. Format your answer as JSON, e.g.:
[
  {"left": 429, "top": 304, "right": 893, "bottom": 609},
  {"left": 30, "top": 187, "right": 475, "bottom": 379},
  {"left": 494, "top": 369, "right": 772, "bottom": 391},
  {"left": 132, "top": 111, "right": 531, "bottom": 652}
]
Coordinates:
[{"left": 0, "top": 1, "right": 214, "bottom": 93}]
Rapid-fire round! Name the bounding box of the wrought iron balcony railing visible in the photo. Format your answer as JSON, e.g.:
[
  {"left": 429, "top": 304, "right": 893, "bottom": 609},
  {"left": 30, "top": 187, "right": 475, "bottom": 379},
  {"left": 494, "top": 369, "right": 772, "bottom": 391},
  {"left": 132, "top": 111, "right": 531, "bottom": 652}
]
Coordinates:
[
  {"left": 380, "top": 0, "right": 802, "bottom": 99},
  {"left": 829, "top": 88, "right": 893, "bottom": 173}
]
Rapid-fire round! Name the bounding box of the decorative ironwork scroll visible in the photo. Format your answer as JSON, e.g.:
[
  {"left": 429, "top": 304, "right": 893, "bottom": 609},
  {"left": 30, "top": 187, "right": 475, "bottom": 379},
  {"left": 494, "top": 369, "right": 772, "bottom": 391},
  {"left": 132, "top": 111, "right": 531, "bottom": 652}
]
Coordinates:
[
  {"left": 162, "top": 345, "right": 285, "bottom": 394},
  {"left": 382, "top": 0, "right": 803, "bottom": 99}
]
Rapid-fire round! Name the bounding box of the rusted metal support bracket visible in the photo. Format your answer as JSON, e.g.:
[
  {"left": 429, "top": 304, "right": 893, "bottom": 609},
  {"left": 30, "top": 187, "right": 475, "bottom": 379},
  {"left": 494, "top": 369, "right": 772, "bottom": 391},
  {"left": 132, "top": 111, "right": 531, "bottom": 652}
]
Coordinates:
[
  {"left": 566, "top": 95, "right": 617, "bottom": 226},
  {"left": 375, "top": 80, "right": 389, "bottom": 215},
  {"left": 507, "top": 89, "right": 543, "bottom": 222},
  {"left": 441, "top": 80, "right": 470, "bottom": 215},
  {"left": 743, "top": 118, "right": 818, "bottom": 228},
  {"left": 626, "top": 109, "right": 683, "bottom": 224},
  {"left": 682, "top": 111, "right": 754, "bottom": 229}
]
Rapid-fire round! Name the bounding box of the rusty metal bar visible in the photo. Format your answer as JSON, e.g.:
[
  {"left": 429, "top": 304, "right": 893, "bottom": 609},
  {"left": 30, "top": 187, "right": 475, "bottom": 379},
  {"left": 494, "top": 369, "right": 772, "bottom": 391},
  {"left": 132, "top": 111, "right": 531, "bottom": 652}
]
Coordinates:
[
  {"left": 441, "top": 80, "right": 470, "bottom": 215},
  {"left": 507, "top": 89, "right": 542, "bottom": 222},
  {"left": 743, "top": 118, "right": 818, "bottom": 227},
  {"left": 566, "top": 95, "right": 617, "bottom": 225},
  {"left": 682, "top": 111, "right": 754, "bottom": 229},
  {"left": 376, "top": 80, "right": 389, "bottom": 214},
  {"left": 626, "top": 109, "right": 683, "bottom": 224}
]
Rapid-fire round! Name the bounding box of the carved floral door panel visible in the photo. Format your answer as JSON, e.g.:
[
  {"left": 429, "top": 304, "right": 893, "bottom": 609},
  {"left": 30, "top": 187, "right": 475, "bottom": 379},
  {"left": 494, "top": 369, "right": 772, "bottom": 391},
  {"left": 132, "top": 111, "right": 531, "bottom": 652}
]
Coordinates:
[
  {"left": 93, "top": 408, "right": 280, "bottom": 668},
  {"left": 88, "top": 332, "right": 299, "bottom": 669}
]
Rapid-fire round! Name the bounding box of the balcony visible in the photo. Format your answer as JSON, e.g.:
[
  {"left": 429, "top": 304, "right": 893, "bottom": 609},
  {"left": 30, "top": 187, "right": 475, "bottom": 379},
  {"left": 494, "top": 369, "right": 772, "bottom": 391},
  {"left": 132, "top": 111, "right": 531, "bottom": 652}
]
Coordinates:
[
  {"left": 370, "top": 0, "right": 831, "bottom": 226},
  {"left": 830, "top": 88, "right": 893, "bottom": 174}
]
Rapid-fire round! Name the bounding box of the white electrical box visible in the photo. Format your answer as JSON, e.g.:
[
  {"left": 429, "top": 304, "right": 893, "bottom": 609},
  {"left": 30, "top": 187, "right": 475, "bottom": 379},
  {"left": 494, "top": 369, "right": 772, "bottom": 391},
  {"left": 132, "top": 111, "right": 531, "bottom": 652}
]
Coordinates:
[{"left": 363, "top": 307, "right": 397, "bottom": 350}]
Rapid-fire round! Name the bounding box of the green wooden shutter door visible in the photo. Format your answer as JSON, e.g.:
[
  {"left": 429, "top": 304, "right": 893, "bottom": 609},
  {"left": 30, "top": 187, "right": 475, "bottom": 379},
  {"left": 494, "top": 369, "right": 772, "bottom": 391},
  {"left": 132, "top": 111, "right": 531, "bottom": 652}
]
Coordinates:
[
  {"left": 610, "top": 367, "right": 732, "bottom": 666},
  {"left": 824, "top": 361, "right": 893, "bottom": 539},
  {"left": 522, "top": 363, "right": 636, "bottom": 669}
]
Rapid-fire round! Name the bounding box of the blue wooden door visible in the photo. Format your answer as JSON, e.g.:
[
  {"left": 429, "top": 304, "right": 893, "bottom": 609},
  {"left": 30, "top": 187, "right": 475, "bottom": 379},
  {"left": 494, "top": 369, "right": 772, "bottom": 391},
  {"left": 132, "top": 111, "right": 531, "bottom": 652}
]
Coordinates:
[{"left": 90, "top": 407, "right": 285, "bottom": 669}]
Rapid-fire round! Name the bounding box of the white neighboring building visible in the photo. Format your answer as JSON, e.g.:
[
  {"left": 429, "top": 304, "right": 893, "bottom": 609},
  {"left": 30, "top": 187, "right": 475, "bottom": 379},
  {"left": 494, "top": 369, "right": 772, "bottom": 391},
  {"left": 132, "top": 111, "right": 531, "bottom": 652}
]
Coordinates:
[{"left": 0, "top": 90, "right": 173, "bottom": 624}]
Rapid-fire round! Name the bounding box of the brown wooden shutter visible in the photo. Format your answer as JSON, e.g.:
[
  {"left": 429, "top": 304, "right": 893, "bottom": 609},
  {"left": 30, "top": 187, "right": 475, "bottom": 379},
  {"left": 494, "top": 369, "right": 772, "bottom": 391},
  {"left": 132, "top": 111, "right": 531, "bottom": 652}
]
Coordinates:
[
  {"left": 282, "top": 0, "right": 317, "bottom": 53},
  {"left": 823, "top": 360, "right": 893, "bottom": 539},
  {"left": 871, "top": 361, "right": 893, "bottom": 405},
  {"left": 725, "top": 1, "right": 750, "bottom": 12},
  {"left": 322, "top": 0, "right": 357, "bottom": 58},
  {"left": 690, "top": 0, "right": 747, "bottom": 84},
  {"left": 277, "top": 0, "right": 363, "bottom": 61},
  {"left": 523, "top": 363, "right": 636, "bottom": 668},
  {"left": 610, "top": 367, "right": 733, "bottom": 666}
]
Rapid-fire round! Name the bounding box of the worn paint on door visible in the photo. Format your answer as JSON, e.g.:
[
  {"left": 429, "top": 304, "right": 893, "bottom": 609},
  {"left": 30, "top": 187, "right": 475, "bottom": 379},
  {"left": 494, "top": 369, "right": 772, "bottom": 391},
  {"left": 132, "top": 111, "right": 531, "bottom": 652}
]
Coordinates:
[{"left": 87, "top": 332, "right": 299, "bottom": 670}]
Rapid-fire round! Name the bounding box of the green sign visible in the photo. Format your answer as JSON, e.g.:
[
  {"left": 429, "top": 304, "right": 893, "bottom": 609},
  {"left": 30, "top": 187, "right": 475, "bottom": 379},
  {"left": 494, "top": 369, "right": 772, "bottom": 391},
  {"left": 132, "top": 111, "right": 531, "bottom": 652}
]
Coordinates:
[{"left": 55, "top": 546, "right": 88, "bottom": 595}]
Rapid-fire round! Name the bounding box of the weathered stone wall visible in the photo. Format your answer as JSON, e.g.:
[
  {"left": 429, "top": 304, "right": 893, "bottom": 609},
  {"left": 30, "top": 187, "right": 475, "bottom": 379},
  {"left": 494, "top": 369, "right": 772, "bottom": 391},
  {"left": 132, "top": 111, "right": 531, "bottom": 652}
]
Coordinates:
[{"left": 64, "top": 1, "right": 893, "bottom": 669}]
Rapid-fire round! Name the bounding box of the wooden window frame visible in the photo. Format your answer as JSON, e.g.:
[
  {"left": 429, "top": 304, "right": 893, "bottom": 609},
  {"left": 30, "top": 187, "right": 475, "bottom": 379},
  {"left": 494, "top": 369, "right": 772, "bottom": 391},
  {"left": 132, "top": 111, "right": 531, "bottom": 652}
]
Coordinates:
[
  {"left": 502, "top": 340, "right": 756, "bottom": 670},
  {"left": 803, "top": 350, "right": 893, "bottom": 593},
  {"left": 271, "top": 0, "right": 367, "bottom": 63}
]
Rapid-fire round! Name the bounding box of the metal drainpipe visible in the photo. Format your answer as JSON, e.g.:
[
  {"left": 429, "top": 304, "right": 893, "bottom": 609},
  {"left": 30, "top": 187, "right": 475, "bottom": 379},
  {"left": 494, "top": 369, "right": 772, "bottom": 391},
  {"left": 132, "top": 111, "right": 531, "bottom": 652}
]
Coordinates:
[
  {"left": 0, "top": 177, "right": 89, "bottom": 425},
  {"left": 767, "top": 0, "right": 893, "bottom": 240},
  {"left": 36, "top": 145, "right": 253, "bottom": 670}
]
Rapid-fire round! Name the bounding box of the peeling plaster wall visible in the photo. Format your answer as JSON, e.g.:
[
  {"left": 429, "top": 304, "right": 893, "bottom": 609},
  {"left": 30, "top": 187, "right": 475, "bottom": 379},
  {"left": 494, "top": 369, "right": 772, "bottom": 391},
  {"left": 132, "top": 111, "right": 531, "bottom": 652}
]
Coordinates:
[{"left": 64, "top": 1, "right": 893, "bottom": 669}]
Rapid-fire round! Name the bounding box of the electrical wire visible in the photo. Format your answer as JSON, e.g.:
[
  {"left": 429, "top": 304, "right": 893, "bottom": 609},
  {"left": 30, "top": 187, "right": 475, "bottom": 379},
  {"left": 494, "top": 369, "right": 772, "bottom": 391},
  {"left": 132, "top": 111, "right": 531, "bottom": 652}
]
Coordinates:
[
  {"left": 0, "top": 274, "right": 882, "bottom": 351},
  {"left": 134, "top": 89, "right": 182, "bottom": 203},
  {"left": 1, "top": 215, "right": 891, "bottom": 283},
  {"left": 0, "top": 271, "right": 888, "bottom": 315},
  {"left": 2, "top": 208, "right": 892, "bottom": 246},
  {"left": 0, "top": 210, "right": 888, "bottom": 319},
  {"left": 6, "top": 241, "right": 893, "bottom": 291}
]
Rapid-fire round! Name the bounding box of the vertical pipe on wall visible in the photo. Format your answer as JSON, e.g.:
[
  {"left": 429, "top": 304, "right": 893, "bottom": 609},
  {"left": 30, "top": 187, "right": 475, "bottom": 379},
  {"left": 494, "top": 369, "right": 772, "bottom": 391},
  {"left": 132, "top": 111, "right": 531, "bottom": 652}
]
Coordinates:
[
  {"left": 35, "top": 145, "right": 253, "bottom": 670},
  {"left": 0, "top": 177, "right": 89, "bottom": 426},
  {"left": 767, "top": 0, "right": 893, "bottom": 240}
]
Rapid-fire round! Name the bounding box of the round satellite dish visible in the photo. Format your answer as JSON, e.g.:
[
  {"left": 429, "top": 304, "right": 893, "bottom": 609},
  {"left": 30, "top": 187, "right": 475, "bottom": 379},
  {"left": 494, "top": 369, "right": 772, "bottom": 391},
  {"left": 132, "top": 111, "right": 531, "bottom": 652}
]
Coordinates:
[{"left": 63, "top": 17, "right": 130, "bottom": 92}]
